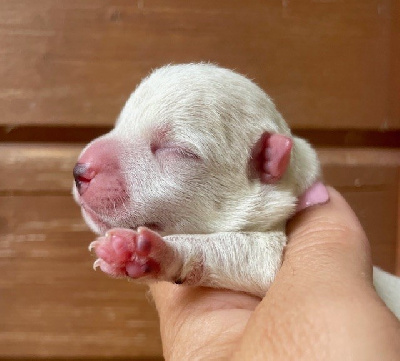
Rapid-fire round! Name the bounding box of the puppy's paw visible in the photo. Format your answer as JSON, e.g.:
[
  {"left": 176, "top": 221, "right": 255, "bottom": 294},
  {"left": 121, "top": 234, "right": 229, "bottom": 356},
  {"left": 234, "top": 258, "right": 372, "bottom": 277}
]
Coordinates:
[{"left": 89, "top": 227, "right": 165, "bottom": 279}]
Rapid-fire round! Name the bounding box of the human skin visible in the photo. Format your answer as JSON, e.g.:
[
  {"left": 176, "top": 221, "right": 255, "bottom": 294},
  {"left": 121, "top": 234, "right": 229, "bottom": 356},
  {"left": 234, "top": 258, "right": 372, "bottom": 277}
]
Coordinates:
[{"left": 150, "top": 187, "right": 400, "bottom": 360}]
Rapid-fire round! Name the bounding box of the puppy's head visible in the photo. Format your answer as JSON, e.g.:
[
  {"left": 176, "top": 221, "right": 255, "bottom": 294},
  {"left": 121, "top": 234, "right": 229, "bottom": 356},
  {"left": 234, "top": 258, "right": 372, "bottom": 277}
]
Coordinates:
[{"left": 73, "top": 64, "right": 320, "bottom": 235}]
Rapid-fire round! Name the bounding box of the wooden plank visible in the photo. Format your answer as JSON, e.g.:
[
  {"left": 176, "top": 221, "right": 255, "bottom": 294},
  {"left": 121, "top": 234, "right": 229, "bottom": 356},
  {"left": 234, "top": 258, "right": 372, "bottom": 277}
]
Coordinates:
[
  {"left": 397, "top": 177, "right": 400, "bottom": 276},
  {"left": 0, "top": 0, "right": 398, "bottom": 129},
  {"left": 318, "top": 149, "right": 400, "bottom": 274},
  {"left": 0, "top": 144, "right": 80, "bottom": 193},
  {"left": 0, "top": 144, "right": 399, "bottom": 357},
  {"left": 389, "top": 0, "right": 400, "bottom": 128},
  {"left": 0, "top": 195, "right": 163, "bottom": 358},
  {"left": 323, "top": 165, "right": 399, "bottom": 273},
  {"left": 317, "top": 148, "right": 400, "bottom": 167}
]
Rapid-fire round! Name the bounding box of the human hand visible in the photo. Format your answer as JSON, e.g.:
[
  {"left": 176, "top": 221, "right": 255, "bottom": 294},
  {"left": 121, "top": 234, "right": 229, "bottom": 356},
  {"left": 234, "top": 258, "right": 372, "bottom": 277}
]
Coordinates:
[{"left": 150, "top": 187, "right": 400, "bottom": 360}]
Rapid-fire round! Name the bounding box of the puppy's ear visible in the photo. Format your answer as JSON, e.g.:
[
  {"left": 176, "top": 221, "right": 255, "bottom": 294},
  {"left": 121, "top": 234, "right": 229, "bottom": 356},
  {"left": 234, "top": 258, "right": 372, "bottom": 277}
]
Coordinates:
[{"left": 250, "top": 132, "right": 293, "bottom": 184}]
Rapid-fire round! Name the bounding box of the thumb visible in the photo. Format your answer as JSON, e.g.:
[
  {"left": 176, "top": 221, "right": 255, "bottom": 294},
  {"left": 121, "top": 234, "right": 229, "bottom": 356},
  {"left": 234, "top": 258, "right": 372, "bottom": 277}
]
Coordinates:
[
  {"left": 283, "top": 185, "right": 373, "bottom": 286},
  {"left": 233, "top": 187, "right": 381, "bottom": 360},
  {"left": 267, "top": 186, "right": 375, "bottom": 314}
]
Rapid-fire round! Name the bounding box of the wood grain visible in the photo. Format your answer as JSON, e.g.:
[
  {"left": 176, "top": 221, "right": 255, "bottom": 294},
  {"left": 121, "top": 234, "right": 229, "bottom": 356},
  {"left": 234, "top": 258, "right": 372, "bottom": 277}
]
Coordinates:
[
  {"left": 1, "top": 1, "right": 398, "bottom": 359},
  {"left": 0, "top": 144, "right": 399, "bottom": 358},
  {"left": 0, "top": 144, "right": 80, "bottom": 193},
  {"left": 0, "top": 195, "right": 163, "bottom": 358},
  {"left": 0, "top": 0, "right": 398, "bottom": 129},
  {"left": 318, "top": 148, "right": 400, "bottom": 274}
]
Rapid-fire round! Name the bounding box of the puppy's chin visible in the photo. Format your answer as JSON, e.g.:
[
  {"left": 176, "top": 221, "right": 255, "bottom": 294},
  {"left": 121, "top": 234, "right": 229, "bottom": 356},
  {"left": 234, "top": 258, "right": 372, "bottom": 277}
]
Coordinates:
[
  {"left": 72, "top": 183, "right": 80, "bottom": 203},
  {"left": 81, "top": 207, "right": 110, "bottom": 235}
]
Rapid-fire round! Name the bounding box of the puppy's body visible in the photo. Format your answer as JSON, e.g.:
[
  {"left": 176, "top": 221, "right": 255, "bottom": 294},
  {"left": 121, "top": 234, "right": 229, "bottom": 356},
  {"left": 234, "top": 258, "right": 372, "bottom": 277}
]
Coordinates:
[{"left": 73, "top": 64, "right": 400, "bottom": 318}]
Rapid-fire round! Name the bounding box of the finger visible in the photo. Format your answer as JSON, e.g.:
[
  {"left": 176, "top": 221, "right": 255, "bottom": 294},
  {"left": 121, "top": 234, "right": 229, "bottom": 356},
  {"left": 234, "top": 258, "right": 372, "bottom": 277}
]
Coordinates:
[
  {"left": 285, "top": 186, "right": 372, "bottom": 285},
  {"left": 233, "top": 187, "right": 382, "bottom": 360},
  {"left": 273, "top": 186, "right": 375, "bottom": 313},
  {"left": 150, "top": 282, "right": 259, "bottom": 360}
]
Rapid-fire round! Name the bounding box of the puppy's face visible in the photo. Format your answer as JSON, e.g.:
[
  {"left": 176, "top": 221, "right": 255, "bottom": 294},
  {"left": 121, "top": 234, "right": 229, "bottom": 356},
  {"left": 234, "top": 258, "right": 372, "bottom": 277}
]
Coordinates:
[{"left": 73, "top": 64, "right": 297, "bottom": 235}]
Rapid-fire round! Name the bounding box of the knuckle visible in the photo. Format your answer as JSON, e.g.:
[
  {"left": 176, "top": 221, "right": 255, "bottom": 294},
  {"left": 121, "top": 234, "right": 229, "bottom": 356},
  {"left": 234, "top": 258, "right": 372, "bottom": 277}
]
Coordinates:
[{"left": 288, "top": 215, "right": 369, "bottom": 254}]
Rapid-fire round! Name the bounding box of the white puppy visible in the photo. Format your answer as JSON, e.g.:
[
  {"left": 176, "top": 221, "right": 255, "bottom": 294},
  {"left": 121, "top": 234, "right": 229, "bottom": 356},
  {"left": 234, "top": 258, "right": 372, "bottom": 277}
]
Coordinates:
[{"left": 73, "top": 64, "right": 400, "bottom": 318}]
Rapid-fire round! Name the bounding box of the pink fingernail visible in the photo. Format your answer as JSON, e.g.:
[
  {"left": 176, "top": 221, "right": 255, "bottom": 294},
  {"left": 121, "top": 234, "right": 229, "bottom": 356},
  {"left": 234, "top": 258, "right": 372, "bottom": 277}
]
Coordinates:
[{"left": 296, "top": 181, "right": 329, "bottom": 212}]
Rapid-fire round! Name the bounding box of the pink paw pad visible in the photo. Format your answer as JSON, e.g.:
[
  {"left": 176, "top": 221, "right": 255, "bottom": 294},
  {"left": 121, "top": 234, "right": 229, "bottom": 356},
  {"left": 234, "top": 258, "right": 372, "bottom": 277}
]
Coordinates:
[{"left": 89, "top": 227, "right": 163, "bottom": 279}]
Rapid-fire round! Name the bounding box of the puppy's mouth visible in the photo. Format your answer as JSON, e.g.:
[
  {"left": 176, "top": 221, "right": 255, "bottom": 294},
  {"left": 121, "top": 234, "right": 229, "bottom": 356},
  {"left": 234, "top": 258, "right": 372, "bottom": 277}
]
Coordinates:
[
  {"left": 130, "top": 223, "right": 163, "bottom": 232},
  {"left": 82, "top": 204, "right": 163, "bottom": 234}
]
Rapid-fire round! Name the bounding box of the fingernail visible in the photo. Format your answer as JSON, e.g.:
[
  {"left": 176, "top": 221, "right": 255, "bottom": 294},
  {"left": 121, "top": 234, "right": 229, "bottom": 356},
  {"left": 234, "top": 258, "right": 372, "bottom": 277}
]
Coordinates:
[{"left": 296, "top": 181, "right": 329, "bottom": 212}]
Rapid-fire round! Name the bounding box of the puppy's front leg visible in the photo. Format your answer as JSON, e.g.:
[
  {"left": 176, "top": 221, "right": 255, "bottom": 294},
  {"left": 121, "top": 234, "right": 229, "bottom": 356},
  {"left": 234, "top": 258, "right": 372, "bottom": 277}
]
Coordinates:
[{"left": 90, "top": 227, "right": 286, "bottom": 297}]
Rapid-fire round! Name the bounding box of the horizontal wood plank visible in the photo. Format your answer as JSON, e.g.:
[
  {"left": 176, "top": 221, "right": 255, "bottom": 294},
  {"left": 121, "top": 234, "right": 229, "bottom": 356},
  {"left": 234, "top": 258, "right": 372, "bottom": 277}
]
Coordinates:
[
  {"left": 0, "top": 0, "right": 398, "bottom": 129},
  {"left": 0, "top": 145, "right": 399, "bottom": 358},
  {"left": 1, "top": 1, "right": 398, "bottom": 358},
  {"left": 0, "top": 144, "right": 80, "bottom": 193},
  {"left": 0, "top": 195, "right": 163, "bottom": 358}
]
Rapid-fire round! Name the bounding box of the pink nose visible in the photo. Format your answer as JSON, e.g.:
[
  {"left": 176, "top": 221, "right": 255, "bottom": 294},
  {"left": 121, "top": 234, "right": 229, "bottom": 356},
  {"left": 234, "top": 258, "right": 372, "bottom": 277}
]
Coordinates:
[{"left": 73, "top": 162, "right": 96, "bottom": 195}]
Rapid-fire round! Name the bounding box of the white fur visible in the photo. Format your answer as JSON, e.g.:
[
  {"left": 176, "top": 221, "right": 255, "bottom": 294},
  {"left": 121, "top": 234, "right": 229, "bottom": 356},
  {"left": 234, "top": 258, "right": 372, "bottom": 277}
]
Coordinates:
[
  {"left": 75, "top": 63, "right": 400, "bottom": 317},
  {"left": 373, "top": 267, "right": 400, "bottom": 319}
]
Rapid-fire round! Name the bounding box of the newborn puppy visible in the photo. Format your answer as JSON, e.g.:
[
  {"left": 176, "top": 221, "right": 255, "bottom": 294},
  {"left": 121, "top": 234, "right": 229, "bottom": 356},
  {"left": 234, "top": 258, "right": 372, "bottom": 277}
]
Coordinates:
[{"left": 73, "top": 64, "right": 400, "bottom": 317}]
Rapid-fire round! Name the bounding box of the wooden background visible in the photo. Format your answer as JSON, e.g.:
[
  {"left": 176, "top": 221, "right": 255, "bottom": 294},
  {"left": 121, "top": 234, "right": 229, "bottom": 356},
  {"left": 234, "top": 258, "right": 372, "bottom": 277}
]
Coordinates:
[{"left": 0, "top": 1, "right": 399, "bottom": 360}]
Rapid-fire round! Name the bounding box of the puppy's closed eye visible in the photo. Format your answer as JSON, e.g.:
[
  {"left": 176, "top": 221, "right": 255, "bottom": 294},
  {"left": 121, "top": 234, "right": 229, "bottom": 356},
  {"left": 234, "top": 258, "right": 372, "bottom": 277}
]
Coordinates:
[{"left": 151, "top": 144, "right": 200, "bottom": 160}]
